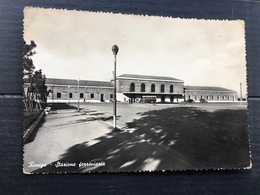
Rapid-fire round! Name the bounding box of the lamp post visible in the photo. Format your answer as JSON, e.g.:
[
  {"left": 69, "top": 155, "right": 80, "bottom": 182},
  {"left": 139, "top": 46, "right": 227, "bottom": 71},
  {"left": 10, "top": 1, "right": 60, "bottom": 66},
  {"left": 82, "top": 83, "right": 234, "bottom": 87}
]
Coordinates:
[
  {"left": 112, "top": 45, "right": 119, "bottom": 129},
  {"left": 240, "top": 82, "right": 242, "bottom": 104},
  {"left": 52, "top": 85, "right": 55, "bottom": 103},
  {"left": 77, "top": 78, "right": 80, "bottom": 112},
  {"left": 183, "top": 87, "right": 186, "bottom": 102},
  {"left": 68, "top": 85, "right": 70, "bottom": 105}
]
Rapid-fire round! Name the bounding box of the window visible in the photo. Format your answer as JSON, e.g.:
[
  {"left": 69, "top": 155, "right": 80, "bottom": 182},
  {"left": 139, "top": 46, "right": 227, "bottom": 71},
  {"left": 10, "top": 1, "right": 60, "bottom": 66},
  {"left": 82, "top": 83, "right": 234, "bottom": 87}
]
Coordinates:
[
  {"left": 141, "top": 83, "right": 145, "bottom": 92},
  {"left": 69, "top": 93, "right": 72, "bottom": 98},
  {"left": 57, "top": 93, "right": 61, "bottom": 98},
  {"left": 91, "top": 93, "right": 94, "bottom": 98},
  {"left": 151, "top": 84, "right": 155, "bottom": 92},
  {"left": 160, "top": 84, "right": 165, "bottom": 93},
  {"left": 110, "top": 94, "right": 113, "bottom": 99},
  {"left": 130, "top": 83, "right": 135, "bottom": 92},
  {"left": 170, "top": 85, "right": 173, "bottom": 93},
  {"left": 80, "top": 93, "right": 84, "bottom": 98}
]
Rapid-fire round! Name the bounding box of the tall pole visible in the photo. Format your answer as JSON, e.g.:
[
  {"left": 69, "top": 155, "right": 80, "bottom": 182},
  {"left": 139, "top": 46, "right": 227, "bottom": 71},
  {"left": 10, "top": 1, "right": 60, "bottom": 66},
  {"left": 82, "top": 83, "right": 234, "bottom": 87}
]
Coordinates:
[
  {"left": 183, "top": 87, "right": 186, "bottom": 102},
  {"left": 68, "top": 86, "right": 70, "bottom": 105},
  {"left": 240, "top": 82, "right": 242, "bottom": 104},
  {"left": 112, "top": 45, "right": 119, "bottom": 129},
  {"left": 78, "top": 79, "right": 80, "bottom": 112},
  {"left": 113, "top": 54, "right": 117, "bottom": 128},
  {"left": 52, "top": 86, "right": 54, "bottom": 103}
]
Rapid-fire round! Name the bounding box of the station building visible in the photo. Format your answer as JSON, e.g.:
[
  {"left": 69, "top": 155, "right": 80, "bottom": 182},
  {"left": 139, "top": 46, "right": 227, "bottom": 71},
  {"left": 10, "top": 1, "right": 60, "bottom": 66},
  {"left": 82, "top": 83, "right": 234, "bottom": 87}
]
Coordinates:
[
  {"left": 45, "top": 74, "right": 238, "bottom": 103},
  {"left": 46, "top": 78, "right": 114, "bottom": 103},
  {"left": 115, "top": 74, "right": 184, "bottom": 102}
]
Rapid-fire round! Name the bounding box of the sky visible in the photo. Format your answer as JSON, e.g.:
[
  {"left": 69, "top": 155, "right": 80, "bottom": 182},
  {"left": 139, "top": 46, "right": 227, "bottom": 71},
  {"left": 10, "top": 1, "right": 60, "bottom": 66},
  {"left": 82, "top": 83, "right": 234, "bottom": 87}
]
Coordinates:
[{"left": 24, "top": 7, "right": 247, "bottom": 96}]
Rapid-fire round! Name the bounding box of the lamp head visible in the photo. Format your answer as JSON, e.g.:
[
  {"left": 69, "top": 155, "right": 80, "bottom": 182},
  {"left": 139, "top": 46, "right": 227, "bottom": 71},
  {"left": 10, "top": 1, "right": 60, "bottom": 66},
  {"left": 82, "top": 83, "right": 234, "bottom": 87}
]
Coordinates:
[{"left": 112, "top": 45, "right": 119, "bottom": 55}]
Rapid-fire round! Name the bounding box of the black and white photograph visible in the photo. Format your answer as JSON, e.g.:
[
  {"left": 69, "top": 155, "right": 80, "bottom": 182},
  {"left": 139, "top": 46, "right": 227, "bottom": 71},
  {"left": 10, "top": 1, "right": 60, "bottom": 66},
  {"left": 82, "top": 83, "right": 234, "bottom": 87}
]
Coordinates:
[{"left": 23, "top": 7, "right": 250, "bottom": 174}]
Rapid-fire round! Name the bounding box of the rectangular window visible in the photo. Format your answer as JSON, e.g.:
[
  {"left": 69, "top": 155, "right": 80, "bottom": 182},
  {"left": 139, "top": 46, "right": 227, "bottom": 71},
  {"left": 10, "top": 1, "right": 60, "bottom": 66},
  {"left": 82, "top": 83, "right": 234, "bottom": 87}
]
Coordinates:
[
  {"left": 91, "top": 93, "right": 94, "bottom": 98},
  {"left": 80, "top": 93, "right": 84, "bottom": 98},
  {"left": 110, "top": 94, "right": 113, "bottom": 99},
  {"left": 57, "top": 93, "right": 61, "bottom": 98},
  {"left": 69, "top": 93, "right": 72, "bottom": 98}
]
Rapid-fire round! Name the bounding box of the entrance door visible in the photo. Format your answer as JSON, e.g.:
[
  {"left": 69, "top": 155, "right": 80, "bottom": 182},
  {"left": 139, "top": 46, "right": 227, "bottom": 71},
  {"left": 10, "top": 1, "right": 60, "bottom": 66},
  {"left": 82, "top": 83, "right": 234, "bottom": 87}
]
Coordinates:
[
  {"left": 100, "top": 94, "right": 104, "bottom": 102},
  {"left": 170, "top": 95, "right": 174, "bottom": 103},
  {"left": 161, "top": 95, "right": 165, "bottom": 102}
]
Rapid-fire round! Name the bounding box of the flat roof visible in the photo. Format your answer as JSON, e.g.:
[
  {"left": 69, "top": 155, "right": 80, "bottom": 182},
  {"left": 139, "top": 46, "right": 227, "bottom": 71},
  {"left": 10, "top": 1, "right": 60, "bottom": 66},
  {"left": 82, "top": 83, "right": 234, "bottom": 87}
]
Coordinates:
[
  {"left": 46, "top": 78, "right": 114, "bottom": 88},
  {"left": 117, "top": 74, "right": 183, "bottom": 82},
  {"left": 185, "top": 86, "right": 236, "bottom": 92}
]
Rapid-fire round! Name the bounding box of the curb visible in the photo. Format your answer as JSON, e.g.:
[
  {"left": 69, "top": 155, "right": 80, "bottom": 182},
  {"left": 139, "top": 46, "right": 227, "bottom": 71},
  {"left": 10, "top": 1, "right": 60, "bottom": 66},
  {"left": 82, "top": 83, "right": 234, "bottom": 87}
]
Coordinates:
[{"left": 23, "top": 110, "right": 45, "bottom": 144}]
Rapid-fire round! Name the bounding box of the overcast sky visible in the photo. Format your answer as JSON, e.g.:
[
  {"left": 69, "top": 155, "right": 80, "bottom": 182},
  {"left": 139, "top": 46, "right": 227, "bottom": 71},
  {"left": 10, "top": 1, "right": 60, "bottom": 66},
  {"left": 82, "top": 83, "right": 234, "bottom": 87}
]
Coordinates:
[{"left": 24, "top": 7, "right": 247, "bottom": 95}]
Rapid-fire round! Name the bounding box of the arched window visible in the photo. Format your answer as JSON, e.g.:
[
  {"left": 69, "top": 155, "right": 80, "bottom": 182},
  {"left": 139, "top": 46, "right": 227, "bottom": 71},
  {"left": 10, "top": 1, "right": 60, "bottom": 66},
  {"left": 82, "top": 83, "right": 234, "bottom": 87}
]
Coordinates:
[
  {"left": 151, "top": 84, "right": 155, "bottom": 92},
  {"left": 141, "top": 83, "right": 145, "bottom": 92},
  {"left": 130, "top": 83, "right": 135, "bottom": 92},
  {"left": 160, "top": 84, "right": 165, "bottom": 93},
  {"left": 170, "top": 85, "right": 173, "bottom": 93}
]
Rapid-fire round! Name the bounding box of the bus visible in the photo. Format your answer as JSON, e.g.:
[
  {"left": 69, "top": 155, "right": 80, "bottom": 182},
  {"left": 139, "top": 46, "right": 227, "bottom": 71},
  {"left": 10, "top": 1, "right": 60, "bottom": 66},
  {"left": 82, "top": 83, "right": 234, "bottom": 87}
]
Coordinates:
[{"left": 142, "top": 96, "right": 157, "bottom": 103}]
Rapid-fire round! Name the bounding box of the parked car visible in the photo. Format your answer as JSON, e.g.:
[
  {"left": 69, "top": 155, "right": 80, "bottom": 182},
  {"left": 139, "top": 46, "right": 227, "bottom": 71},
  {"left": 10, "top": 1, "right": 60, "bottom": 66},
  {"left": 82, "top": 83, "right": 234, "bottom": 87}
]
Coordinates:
[
  {"left": 199, "top": 99, "right": 208, "bottom": 103},
  {"left": 187, "top": 99, "right": 195, "bottom": 103}
]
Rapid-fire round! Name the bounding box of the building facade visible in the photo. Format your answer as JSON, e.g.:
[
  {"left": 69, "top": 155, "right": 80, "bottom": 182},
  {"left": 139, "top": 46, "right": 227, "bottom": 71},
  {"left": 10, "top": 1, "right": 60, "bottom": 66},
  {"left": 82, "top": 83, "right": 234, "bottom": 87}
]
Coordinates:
[
  {"left": 46, "top": 78, "right": 114, "bottom": 103},
  {"left": 185, "top": 86, "right": 237, "bottom": 102},
  {"left": 115, "top": 74, "right": 184, "bottom": 102},
  {"left": 45, "top": 75, "right": 238, "bottom": 103}
]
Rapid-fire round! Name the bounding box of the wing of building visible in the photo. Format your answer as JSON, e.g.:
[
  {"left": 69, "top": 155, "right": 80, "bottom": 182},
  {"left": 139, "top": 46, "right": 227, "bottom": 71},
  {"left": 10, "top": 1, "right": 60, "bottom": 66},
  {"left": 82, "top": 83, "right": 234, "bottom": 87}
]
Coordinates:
[
  {"left": 185, "top": 86, "right": 237, "bottom": 102},
  {"left": 46, "top": 78, "right": 114, "bottom": 103}
]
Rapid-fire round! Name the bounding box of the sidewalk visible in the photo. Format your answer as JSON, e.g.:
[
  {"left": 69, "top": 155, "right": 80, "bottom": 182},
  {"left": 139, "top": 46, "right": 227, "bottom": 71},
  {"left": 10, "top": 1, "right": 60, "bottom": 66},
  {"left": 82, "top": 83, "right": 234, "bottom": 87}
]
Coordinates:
[
  {"left": 23, "top": 108, "right": 192, "bottom": 173},
  {"left": 23, "top": 109, "right": 114, "bottom": 173}
]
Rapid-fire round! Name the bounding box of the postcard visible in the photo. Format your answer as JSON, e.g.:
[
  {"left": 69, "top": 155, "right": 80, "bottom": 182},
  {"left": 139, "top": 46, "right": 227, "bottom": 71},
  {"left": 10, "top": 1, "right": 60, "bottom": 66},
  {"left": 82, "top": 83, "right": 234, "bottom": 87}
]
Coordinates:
[{"left": 23, "top": 7, "right": 250, "bottom": 173}]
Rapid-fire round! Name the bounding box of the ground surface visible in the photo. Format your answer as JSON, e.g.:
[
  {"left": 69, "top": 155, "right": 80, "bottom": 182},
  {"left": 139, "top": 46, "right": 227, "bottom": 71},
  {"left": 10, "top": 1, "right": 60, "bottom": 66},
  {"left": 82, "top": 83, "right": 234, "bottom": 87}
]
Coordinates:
[{"left": 23, "top": 102, "right": 250, "bottom": 173}]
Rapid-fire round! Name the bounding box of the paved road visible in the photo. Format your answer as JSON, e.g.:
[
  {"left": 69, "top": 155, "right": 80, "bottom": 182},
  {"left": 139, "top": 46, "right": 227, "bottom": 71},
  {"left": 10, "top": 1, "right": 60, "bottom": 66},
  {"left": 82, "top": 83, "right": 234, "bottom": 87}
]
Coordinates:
[{"left": 74, "top": 102, "right": 247, "bottom": 128}]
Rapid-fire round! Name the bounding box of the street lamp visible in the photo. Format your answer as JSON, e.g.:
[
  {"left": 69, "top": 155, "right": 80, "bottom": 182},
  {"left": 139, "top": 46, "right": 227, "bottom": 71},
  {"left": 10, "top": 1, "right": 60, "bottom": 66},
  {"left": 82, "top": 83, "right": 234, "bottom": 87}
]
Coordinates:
[
  {"left": 52, "top": 85, "right": 55, "bottom": 103},
  {"left": 240, "top": 82, "right": 242, "bottom": 104},
  {"left": 77, "top": 78, "right": 80, "bottom": 112},
  {"left": 112, "top": 45, "right": 119, "bottom": 129},
  {"left": 183, "top": 87, "right": 186, "bottom": 102},
  {"left": 68, "top": 85, "right": 70, "bottom": 105}
]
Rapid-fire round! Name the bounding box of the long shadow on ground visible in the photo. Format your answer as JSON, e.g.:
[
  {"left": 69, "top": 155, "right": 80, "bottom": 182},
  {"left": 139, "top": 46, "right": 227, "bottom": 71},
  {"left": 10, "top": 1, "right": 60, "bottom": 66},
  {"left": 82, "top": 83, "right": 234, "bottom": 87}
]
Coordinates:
[
  {"left": 126, "top": 107, "right": 250, "bottom": 170},
  {"left": 32, "top": 107, "right": 250, "bottom": 173}
]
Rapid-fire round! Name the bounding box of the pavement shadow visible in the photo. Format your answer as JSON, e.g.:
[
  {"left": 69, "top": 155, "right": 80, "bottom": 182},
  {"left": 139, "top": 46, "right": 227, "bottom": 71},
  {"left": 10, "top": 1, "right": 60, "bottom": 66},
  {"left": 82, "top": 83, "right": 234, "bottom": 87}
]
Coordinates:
[
  {"left": 32, "top": 107, "right": 250, "bottom": 173},
  {"left": 74, "top": 115, "right": 121, "bottom": 123},
  {"left": 126, "top": 107, "right": 250, "bottom": 170},
  {"left": 32, "top": 127, "right": 190, "bottom": 173}
]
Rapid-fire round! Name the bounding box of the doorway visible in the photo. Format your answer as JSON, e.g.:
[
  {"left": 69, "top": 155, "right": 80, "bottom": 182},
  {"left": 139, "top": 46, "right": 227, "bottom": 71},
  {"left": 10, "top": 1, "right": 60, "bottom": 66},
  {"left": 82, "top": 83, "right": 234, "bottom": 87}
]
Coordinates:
[
  {"left": 161, "top": 95, "right": 165, "bottom": 102},
  {"left": 100, "top": 94, "right": 104, "bottom": 102}
]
